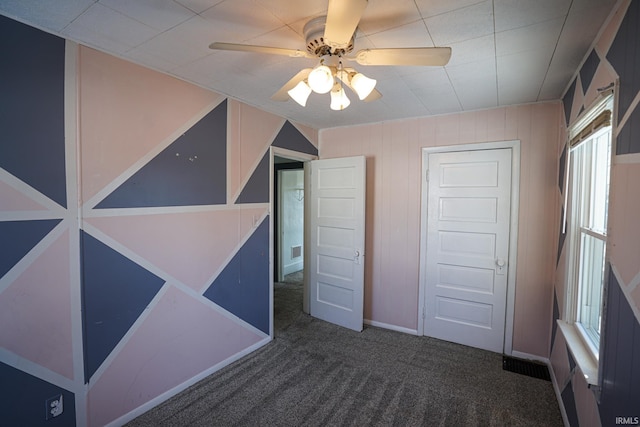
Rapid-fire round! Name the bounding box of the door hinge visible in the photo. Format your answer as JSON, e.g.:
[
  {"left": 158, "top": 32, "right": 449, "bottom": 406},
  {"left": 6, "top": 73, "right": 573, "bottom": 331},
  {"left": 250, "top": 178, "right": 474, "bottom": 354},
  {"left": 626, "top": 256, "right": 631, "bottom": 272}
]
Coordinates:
[
  {"left": 425, "top": 169, "right": 429, "bottom": 182},
  {"left": 422, "top": 305, "right": 426, "bottom": 319}
]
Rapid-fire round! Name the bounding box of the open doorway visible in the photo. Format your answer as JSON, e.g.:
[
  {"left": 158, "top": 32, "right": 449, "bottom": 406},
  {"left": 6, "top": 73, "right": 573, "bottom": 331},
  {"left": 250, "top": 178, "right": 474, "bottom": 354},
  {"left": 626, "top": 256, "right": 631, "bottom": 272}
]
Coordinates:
[{"left": 273, "top": 155, "right": 305, "bottom": 334}]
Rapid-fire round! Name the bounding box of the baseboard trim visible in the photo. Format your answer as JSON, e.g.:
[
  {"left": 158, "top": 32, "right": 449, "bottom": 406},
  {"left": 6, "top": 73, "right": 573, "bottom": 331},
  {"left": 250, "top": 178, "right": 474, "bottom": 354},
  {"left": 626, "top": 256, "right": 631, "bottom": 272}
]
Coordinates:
[
  {"left": 510, "top": 350, "right": 549, "bottom": 364},
  {"left": 364, "top": 319, "right": 419, "bottom": 336},
  {"left": 106, "top": 336, "right": 272, "bottom": 427},
  {"left": 510, "top": 351, "right": 569, "bottom": 427},
  {"left": 548, "top": 359, "right": 571, "bottom": 427}
]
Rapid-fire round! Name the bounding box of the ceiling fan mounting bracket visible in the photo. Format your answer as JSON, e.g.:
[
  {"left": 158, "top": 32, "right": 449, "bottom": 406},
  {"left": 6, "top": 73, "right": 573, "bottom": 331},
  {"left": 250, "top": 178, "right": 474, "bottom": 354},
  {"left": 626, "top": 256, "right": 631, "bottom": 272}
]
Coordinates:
[{"left": 304, "top": 16, "right": 354, "bottom": 58}]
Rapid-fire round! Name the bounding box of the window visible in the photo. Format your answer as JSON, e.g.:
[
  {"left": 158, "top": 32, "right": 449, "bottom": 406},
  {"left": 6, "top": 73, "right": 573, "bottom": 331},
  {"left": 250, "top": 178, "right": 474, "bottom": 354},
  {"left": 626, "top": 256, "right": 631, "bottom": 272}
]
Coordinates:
[{"left": 565, "top": 96, "right": 613, "bottom": 359}]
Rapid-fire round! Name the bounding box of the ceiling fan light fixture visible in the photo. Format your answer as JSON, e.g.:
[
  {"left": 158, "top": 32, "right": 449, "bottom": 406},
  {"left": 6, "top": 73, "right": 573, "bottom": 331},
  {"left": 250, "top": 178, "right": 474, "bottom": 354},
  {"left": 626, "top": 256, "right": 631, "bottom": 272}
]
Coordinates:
[
  {"left": 288, "top": 81, "right": 312, "bottom": 106},
  {"left": 308, "top": 64, "right": 334, "bottom": 94},
  {"left": 330, "top": 86, "right": 350, "bottom": 111},
  {"left": 350, "top": 72, "right": 377, "bottom": 100}
]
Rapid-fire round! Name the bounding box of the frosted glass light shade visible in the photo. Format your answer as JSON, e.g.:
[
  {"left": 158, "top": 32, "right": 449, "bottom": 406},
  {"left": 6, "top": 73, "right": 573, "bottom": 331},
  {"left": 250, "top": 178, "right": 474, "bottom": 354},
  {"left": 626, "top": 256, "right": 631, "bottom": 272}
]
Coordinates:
[
  {"left": 308, "top": 65, "right": 334, "bottom": 94},
  {"left": 350, "top": 73, "right": 376, "bottom": 100},
  {"left": 330, "top": 87, "right": 350, "bottom": 110},
  {"left": 288, "top": 81, "right": 312, "bottom": 106}
]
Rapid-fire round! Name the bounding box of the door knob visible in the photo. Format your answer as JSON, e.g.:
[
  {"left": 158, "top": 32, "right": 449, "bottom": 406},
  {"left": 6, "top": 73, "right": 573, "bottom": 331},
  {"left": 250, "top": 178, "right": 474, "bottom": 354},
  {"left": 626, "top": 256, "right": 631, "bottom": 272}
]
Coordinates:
[{"left": 496, "top": 258, "right": 506, "bottom": 275}]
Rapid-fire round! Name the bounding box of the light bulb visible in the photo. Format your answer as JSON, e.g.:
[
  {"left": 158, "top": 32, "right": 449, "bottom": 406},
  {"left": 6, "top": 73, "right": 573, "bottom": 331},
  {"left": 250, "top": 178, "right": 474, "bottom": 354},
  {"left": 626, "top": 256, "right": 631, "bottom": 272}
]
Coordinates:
[
  {"left": 330, "top": 86, "right": 350, "bottom": 111},
  {"left": 288, "top": 81, "right": 312, "bottom": 106},
  {"left": 350, "top": 73, "right": 377, "bottom": 100},
  {"left": 307, "top": 65, "right": 334, "bottom": 94}
]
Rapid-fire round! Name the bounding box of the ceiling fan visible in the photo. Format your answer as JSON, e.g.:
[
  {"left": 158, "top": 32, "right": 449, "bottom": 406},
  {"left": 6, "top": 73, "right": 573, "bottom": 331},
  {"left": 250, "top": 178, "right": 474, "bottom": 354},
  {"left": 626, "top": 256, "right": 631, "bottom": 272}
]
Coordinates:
[{"left": 209, "top": 0, "right": 452, "bottom": 110}]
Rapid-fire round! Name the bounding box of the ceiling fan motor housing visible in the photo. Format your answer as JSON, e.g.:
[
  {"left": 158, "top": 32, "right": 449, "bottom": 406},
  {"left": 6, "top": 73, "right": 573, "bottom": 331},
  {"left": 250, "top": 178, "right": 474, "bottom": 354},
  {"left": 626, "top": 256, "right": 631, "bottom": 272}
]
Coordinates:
[{"left": 304, "top": 16, "right": 354, "bottom": 57}]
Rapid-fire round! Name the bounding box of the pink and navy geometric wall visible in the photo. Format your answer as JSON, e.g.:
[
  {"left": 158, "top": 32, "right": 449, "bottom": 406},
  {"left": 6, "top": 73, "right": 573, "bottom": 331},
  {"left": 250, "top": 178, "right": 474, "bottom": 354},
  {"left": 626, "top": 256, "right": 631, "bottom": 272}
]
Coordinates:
[
  {"left": 0, "top": 14, "right": 317, "bottom": 426},
  {"left": 552, "top": 1, "right": 640, "bottom": 425}
]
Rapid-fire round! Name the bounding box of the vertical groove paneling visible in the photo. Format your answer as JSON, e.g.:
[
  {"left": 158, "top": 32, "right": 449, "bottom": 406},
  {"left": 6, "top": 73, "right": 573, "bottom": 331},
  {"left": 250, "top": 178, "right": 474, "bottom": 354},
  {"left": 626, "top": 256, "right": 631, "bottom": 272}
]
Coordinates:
[
  {"left": 599, "top": 272, "right": 640, "bottom": 425},
  {"left": 320, "top": 103, "right": 560, "bottom": 353},
  {"left": 553, "top": 2, "right": 640, "bottom": 425}
]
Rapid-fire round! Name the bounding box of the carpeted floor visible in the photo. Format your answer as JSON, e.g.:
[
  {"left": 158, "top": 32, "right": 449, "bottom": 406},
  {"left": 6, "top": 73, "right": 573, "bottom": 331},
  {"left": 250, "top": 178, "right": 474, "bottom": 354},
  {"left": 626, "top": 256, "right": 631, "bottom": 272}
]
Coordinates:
[{"left": 127, "top": 272, "right": 563, "bottom": 426}]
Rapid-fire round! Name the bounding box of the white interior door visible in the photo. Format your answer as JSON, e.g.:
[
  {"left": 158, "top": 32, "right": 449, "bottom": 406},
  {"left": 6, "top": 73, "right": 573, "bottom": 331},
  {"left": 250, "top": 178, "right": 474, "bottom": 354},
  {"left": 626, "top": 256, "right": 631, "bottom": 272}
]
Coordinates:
[
  {"left": 308, "top": 156, "right": 365, "bottom": 332},
  {"left": 423, "top": 148, "right": 512, "bottom": 352}
]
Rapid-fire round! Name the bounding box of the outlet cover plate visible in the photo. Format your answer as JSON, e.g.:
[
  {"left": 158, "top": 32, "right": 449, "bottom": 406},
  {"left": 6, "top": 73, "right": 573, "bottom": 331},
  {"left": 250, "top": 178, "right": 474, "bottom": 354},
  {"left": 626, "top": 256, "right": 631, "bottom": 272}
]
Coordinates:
[{"left": 45, "top": 394, "right": 63, "bottom": 420}]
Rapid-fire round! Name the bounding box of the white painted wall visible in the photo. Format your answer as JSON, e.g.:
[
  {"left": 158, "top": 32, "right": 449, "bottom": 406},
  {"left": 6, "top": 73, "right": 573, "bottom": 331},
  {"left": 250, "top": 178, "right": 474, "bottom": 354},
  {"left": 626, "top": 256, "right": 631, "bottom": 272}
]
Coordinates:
[{"left": 279, "top": 169, "right": 304, "bottom": 276}]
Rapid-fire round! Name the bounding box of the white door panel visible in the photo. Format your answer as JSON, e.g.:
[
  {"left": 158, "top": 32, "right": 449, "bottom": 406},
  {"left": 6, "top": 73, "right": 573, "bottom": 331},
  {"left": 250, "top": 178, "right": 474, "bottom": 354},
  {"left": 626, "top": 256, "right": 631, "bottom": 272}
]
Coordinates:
[
  {"left": 424, "top": 148, "right": 512, "bottom": 352},
  {"left": 309, "top": 156, "right": 365, "bottom": 332}
]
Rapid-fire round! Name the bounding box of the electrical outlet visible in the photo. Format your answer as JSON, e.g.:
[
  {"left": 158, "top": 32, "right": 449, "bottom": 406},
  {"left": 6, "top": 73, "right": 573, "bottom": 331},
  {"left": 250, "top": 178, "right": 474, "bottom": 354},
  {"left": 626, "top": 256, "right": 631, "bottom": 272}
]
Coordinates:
[{"left": 45, "top": 394, "right": 63, "bottom": 420}]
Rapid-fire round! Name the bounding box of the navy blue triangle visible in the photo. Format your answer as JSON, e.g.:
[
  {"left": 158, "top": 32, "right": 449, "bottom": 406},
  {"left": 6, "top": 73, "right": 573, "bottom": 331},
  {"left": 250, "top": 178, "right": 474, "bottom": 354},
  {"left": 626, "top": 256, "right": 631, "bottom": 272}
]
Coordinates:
[
  {"left": 236, "top": 152, "right": 269, "bottom": 204},
  {"left": 80, "top": 230, "right": 165, "bottom": 382},
  {"left": 558, "top": 145, "right": 567, "bottom": 195},
  {"left": 606, "top": 0, "right": 640, "bottom": 121},
  {"left": 203, "top": 217, "right": 269, "bottom": 334},
  {"left": 557, "top": 206, "right": 567, "bottom": 266},
  {"left": 562, "top": 79, "right": 576, "bottom": 127},
  {"left": 272, "top": 121, "right": 318, "bottom": 156},
  {"left": 561, "top": 380, "right": 579, "bottom": 427},
  {"left": 598, "top": 269, "right": 640, "bottom": 422},
  {"left": 1, "top": 361, "right": 76, "bottom": 426},
  {"left": 0, "top": 15, "right": 67, "bottom": 208},
  {"left": 617, "top": 104, "right": 640, "bottom": 155},
  {"left": 567, "top": 344, "right": 576, "bottom": 373},
  {"left": 236, "top": 121, "right": 316, "bottom": 205},
  {"left": 96, "top": 101, "right": 227, "bottom": 208},
  {"left": 579, "top": 50, "right": 600, "bottom": 94},
  {"left": 0, "top": 219, "right": 61, "bottom": 279},
  {"left": 550, "top": 291, "right": 560, "bottom": 354}
]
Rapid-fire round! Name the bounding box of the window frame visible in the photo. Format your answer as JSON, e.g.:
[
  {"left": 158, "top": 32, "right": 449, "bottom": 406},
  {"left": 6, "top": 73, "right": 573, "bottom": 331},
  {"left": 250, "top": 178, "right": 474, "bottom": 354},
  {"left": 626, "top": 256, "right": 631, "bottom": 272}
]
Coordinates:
[
  {"left": 560, "top": 92, "right": 615, "bottom": 389},
  {"left": 566, "top": 126, "right": 611, "bottom": 353}
]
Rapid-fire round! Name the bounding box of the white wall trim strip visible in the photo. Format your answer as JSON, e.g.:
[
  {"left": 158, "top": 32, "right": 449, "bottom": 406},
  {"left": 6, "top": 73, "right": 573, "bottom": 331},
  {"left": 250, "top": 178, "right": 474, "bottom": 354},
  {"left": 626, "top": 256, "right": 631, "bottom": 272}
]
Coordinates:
[{"left": 364, "top": 319, "right": 419, "bottom": 336}]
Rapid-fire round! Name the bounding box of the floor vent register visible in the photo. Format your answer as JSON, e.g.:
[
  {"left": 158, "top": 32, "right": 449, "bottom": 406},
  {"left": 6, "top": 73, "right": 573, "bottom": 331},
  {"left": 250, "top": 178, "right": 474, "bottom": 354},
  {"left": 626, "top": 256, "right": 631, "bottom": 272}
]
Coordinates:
[{"left": 502, "top": 355, "right": 551, "bottom": 381}]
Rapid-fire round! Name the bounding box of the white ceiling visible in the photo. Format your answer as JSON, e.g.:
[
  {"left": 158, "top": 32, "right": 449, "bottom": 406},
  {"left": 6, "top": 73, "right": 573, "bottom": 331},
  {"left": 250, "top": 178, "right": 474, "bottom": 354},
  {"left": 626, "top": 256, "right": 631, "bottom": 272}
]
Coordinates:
[{"left": 0, "top": 0, "right": 618, "bottom": 129}]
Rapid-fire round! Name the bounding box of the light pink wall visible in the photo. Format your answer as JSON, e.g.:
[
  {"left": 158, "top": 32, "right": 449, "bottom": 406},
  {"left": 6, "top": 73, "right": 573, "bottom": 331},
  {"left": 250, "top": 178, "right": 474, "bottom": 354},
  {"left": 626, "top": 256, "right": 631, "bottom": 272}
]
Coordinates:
[
  {"left": 608, "top": 162, "right": 640, "bottom": 286},
  {"left": 0, "top": 229, "right": 73, "bottom": 379},
  {"left": 320, "top": 103, "right": 560, "bottom": 357},
  {"left": 548, "top": 1, "right": 640, "bottom": 423},
  {"left": 76, "top": 46, "right": 274, "bottom": 425},
  {"left": 78, "top": 47, "right": 222, "bottom": 204},
  {"left": 85, "top": 207, "right": 267, "bottom": 292},
  {"left": 228, "top": 100, "right": 285, "bottom": 203}
]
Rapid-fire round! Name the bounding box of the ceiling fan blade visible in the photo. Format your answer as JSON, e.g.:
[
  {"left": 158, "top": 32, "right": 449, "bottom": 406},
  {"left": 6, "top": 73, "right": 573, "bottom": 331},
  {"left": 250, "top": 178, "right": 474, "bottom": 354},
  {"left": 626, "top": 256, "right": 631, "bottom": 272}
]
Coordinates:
[
  {"left": 209, "top": 42, "right": 312, "bottom": 58},
  {"left": 354, "top": 47, "right": 452, "bottom": 66},
  {"left": 324, "top": 0, "right": 368, "bottom": 49},
  {"left": 271, "top": 68, "right": 313, "bottom": 101}
]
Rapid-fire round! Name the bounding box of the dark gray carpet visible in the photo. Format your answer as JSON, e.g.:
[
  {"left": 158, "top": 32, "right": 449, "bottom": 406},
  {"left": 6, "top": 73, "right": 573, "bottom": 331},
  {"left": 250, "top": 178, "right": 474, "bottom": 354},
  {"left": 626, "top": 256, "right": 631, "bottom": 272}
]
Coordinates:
[{"left": 127, "top": 274, "right": 563, "bottom": 426}]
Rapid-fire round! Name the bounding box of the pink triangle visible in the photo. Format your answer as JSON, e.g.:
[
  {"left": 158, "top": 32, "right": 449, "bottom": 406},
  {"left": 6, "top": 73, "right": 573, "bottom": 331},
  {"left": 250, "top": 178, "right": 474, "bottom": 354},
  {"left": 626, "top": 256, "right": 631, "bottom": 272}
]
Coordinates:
[
  {"left": 570, "top": 78, "right": 585, "bottom": 124},
  {"left": 608, "top": 164, "right": 640, "bottom": 286},
  {"left": 583, "top": 63, "right": 617, "bottom": 108},
  {"left": 79, "top": 46, "right": 224, "bottom": 203},
  {"left": 228, "top": 100, "right": 285, "bottom": 201},
  {"left": 88, "top": 286, "right": 264, "bottom": 427},
  {"left": 549, "top": 331, "right": 571, "bottom": 388},
  {"left": 596, "top": 1, "right": 630, "bottom": 59},
  {"left": 0, "top": 180, "right": 49, "bottom": 211},
  {"left": 85, "top": 207, "right": 268, "bottom": 291},
  {"left": 0, "top": 230, "right": 74, "bottom": 379}
]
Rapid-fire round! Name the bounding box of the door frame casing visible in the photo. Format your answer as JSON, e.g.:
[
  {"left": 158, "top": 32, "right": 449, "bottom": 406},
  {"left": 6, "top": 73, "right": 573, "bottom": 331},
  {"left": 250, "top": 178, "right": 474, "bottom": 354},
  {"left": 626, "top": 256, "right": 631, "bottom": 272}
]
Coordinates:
[
  {"left": 269, "top": 147, "right": 317, "bottom": 338},
  {"left": 417, "top": 140, "right": 521, "bottom": 355}
]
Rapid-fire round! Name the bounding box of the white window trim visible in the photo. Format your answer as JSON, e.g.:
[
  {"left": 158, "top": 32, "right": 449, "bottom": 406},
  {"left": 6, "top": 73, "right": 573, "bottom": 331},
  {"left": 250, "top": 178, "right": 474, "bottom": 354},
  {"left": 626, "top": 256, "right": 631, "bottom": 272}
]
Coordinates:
[
  {"left": 560, "top": 92, "right": 615, "bottom": 389},
  {"left": 557, "top": 320, "right": 599, "bottom": 386}
]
